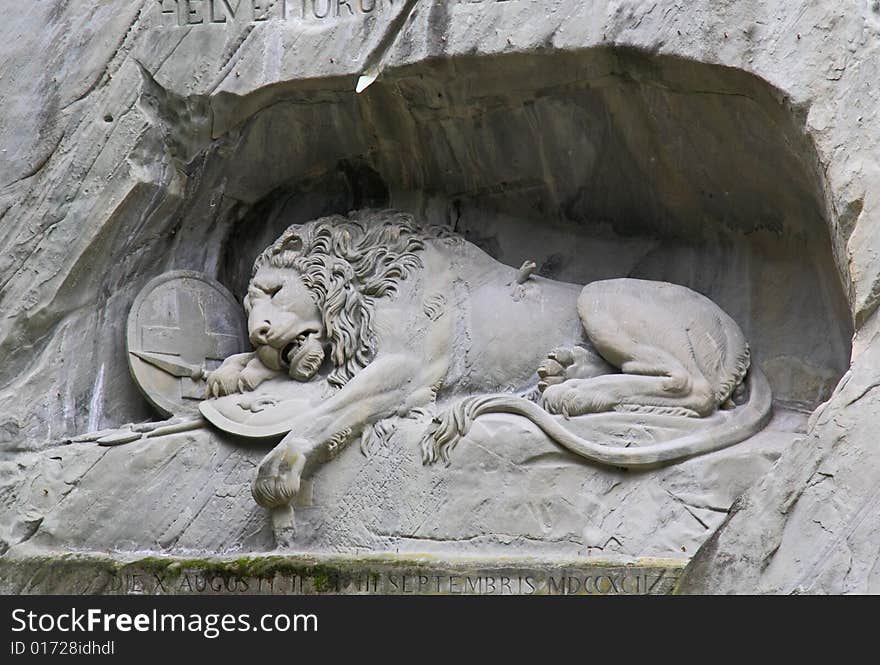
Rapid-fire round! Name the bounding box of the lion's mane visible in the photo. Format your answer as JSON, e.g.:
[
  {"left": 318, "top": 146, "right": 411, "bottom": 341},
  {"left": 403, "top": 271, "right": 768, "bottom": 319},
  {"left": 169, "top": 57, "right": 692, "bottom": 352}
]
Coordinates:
[{"left": 251, "top": 209, "right": 430, "bottom": 389}]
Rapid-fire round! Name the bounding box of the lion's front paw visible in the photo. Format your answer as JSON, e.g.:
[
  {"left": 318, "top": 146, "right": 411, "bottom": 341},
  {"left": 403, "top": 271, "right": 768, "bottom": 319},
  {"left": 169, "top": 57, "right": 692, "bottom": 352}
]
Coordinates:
[
  {"left": 205, "top": 364, "right": 246, "bottom": 398},
  {"left": 237, "top": 361, "right": 277, "bottom": 393},
  {"left": 252, "top": 442, "right": 305, "bottom": 508},
  {"left": 206, "top": 355, "right": 277, "bottom": 398}
]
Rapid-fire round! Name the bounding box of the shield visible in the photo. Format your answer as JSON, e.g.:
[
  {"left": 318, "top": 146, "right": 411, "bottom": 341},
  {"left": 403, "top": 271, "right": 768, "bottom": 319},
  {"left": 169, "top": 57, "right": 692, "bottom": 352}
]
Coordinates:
[
  {"left": 199, "top": 376, "right": 326, "bottom": 439},
  {"left": 127, "top": 271, "right": 248, "bottom": 418}
]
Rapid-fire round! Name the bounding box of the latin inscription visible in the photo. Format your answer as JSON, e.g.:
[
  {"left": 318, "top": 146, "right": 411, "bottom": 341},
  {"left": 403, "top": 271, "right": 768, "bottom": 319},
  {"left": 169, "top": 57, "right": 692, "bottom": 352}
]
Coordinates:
[
  {"left": 156, "top": 0, "right": 401, "bottom": 26},
  {"left": 156, "top": 0, "right": 518, "bottom": 27},
  {"left": 87, "top": 567, "right": 680, "bottom": 595}
]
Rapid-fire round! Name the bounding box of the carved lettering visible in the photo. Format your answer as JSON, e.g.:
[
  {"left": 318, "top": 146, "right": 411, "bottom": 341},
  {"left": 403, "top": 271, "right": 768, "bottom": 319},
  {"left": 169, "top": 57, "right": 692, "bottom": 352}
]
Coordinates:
[
  {"left": 155, "top": 0, "right": 524, "bottom": 29},
  {"left": 97, "top": 565, "right": 679, "bottom": 595},
  {"left": 184, "top": 0, "right": 205, "bottom": 24},
  {"left": 157, "top": 0, "right": 403, "bottom": 26},
  {"left": 211, "top": 0, "right": 242, "bottom": 23},
  {"left": 300, "top": 0, "right": 393, "bottom": 20},
  {"left": 310, "top": 0, "right": 331, "bottom": 19},
  {"left": 252, "top": 0, "right": 272, "bottom": 20}
]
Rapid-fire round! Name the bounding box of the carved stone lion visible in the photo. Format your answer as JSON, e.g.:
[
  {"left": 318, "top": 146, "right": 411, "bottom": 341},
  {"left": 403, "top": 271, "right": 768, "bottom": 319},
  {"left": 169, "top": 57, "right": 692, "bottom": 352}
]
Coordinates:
[{"left": 204, "top": 209, "right": 772, "bottom": 512}]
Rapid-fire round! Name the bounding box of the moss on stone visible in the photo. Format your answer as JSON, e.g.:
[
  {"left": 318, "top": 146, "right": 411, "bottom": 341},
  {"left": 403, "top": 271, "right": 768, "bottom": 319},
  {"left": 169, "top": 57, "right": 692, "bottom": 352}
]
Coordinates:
[{"left": 0, "top": 550, "right": 686, "bottom": 595}]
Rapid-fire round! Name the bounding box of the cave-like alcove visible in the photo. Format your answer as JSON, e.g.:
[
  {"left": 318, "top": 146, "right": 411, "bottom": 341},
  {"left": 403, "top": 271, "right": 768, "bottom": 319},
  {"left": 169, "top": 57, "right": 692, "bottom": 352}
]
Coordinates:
[
  {"left": 195, "top": 47, "right": 851, "bottom": 414},
  {"left": 1, "top": 45, "right": 855, "bottom": 563}
]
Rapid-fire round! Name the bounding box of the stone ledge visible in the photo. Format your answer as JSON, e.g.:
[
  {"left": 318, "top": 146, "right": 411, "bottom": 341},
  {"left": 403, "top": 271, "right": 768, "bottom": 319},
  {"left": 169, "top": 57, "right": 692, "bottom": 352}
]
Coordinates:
[{"left": 0, "top": 550, "right": 686, "bottom": 596}]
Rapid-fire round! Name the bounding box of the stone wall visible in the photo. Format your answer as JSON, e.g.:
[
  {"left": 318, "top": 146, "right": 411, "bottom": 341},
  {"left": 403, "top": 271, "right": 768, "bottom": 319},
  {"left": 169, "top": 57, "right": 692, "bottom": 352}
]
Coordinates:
[{"left": 2, "top": 1, "right": 879, "bottom": 592}]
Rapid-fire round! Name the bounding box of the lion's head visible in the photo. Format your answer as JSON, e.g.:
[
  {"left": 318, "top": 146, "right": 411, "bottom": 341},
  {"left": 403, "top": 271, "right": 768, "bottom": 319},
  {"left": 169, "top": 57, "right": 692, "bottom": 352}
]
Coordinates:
[{"left": 245, "top": 209, "right": 428, "bottom": 388}]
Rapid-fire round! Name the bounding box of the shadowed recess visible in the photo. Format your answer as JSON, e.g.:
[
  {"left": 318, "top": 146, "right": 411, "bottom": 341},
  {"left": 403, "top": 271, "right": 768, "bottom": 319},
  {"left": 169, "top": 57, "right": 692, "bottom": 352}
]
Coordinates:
[{"left": 212, "top": 48, "right": 851, "bottom": 411}]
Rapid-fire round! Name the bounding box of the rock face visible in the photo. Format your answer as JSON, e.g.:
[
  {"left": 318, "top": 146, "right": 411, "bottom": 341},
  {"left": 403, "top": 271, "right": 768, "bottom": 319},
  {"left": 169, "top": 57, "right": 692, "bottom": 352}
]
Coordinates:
[
  {"left": 1, "top": 410, "right": 799, "bottom": 560},
  {"left": 0, "top": 1, "right": 878, "bottom": 592}
]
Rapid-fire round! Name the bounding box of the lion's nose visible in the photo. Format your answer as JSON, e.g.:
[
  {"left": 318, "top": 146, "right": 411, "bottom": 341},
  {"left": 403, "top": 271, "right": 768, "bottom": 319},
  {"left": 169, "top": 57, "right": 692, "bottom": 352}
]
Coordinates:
[{"left": 250, "top": 321, "right": 271, "bottom": 345}]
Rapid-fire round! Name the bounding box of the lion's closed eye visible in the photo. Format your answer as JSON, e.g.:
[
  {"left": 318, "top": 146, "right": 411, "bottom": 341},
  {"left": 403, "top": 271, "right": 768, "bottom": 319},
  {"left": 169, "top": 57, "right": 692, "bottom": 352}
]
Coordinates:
[{"left": 252, "top": 283, "right": 281, "bottom": 298}]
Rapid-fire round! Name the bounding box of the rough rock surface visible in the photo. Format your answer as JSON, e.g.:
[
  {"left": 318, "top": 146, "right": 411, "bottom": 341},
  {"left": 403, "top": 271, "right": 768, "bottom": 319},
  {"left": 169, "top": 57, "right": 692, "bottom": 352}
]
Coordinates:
[
  {"left": 0, "top": 409, "right": 800, "bottom": 560},
  {"left": 0, "top": 1, "right": 878, "bottom": 590}
]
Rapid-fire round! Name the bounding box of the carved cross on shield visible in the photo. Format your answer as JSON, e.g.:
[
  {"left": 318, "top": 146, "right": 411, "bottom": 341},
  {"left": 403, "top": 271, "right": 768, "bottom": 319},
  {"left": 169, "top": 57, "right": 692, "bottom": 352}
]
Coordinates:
[{"left": 127, "top": 271, "right": 248, "bottom": 418}]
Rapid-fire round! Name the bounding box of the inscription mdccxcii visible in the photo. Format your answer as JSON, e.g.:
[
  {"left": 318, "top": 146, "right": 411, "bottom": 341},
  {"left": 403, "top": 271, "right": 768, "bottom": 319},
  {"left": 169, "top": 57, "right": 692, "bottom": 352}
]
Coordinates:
[{"left": 96, "top": 568, "right": 680, "bottom": 595}]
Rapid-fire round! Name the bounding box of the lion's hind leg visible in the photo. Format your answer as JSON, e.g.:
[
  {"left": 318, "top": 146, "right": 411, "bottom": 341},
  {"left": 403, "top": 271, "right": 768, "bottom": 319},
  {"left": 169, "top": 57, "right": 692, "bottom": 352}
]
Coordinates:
[{"left": 541, "top": 344, "right": 716, "bottom": 418}]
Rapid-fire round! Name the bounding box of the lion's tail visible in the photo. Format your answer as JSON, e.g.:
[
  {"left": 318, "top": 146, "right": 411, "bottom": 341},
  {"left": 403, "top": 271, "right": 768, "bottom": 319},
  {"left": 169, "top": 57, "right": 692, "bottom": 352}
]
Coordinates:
[{"left": 419, "top": 366, "right": 772, "bottom": 468}]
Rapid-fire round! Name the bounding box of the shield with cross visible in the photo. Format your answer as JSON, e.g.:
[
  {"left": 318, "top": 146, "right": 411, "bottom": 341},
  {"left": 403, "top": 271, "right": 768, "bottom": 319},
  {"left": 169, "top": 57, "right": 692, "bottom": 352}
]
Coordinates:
[{"left": 127, "top": 271, "right": 249, "bottom": 418}]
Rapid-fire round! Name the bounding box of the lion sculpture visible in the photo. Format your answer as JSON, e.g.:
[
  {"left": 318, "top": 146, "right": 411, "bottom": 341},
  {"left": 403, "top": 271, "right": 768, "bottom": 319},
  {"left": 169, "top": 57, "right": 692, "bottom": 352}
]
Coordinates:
[{"left": 204, "top": 209, "right": 772, "bottom": 512}]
